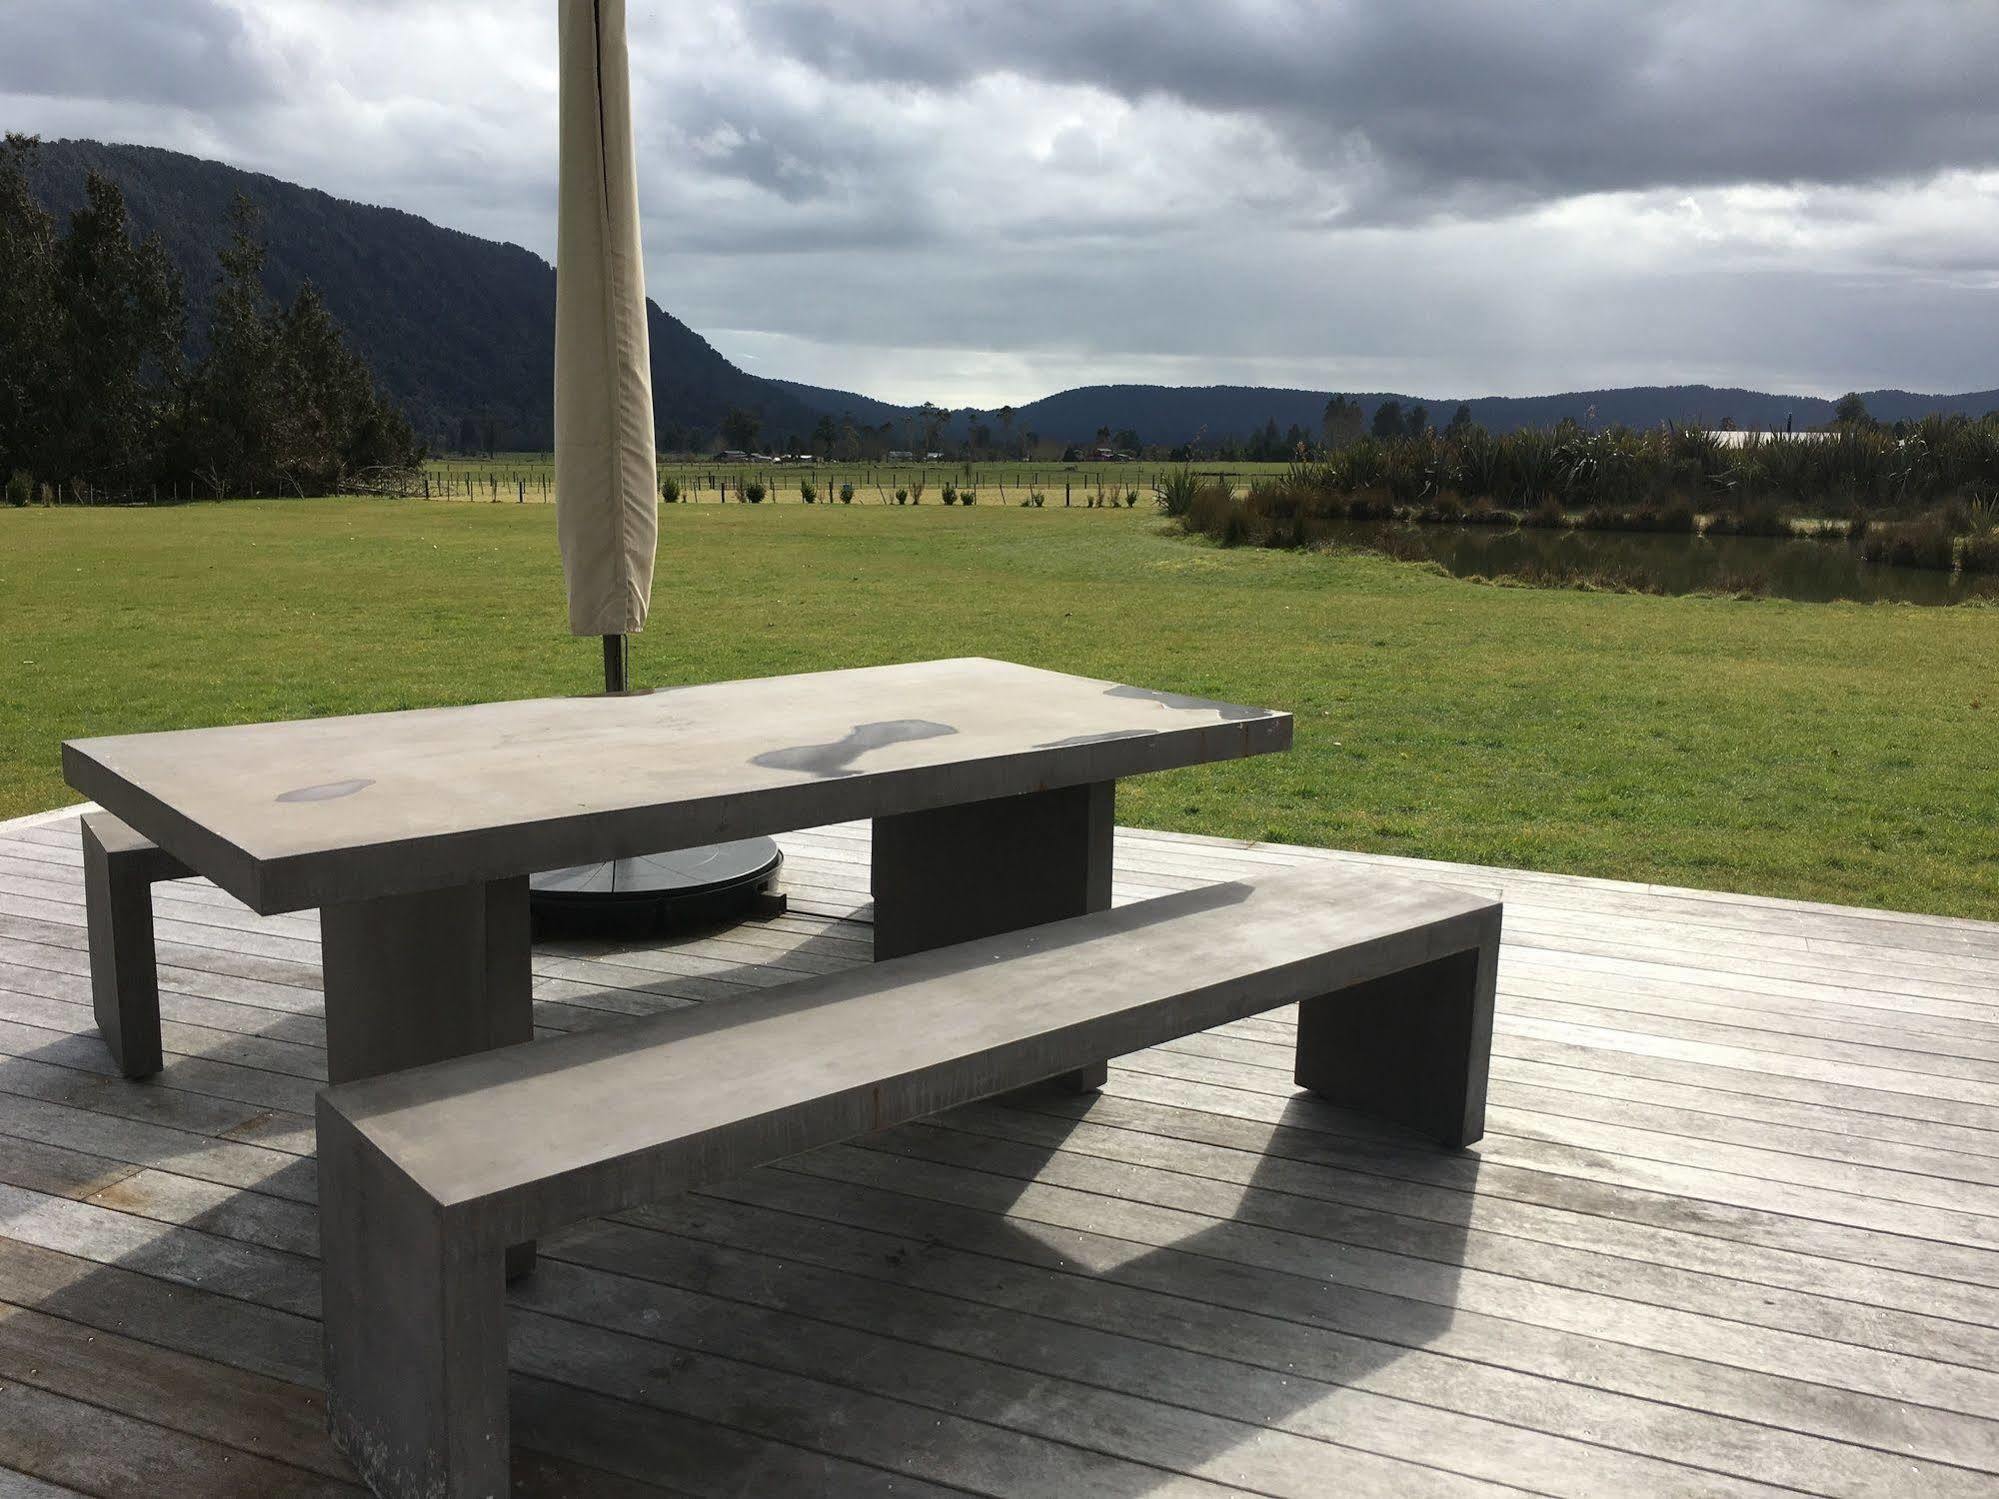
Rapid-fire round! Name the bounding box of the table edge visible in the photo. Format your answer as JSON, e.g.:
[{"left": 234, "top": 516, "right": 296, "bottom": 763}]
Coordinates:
[{"left": 66, "top": 712, "right": 1293, "bottom": 914}]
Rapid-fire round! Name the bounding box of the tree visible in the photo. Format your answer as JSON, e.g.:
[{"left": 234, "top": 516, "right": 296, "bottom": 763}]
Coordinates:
[
  {"left": 53, "top": 171, "right": 183, "bottom": 488},
  {"left": 997, "top": 404, "right": 1016, "bottom": 456},
  {"left": 1405, "top": 403, "right": 1429, "bottom": 437},
  {"left": 1114, "top": 427, "right": 1140, "bottom": 455},
  {"left": 1371, "top": 400, "right": 1405, "bottom": 439},
  {"left": 720, "top": 408, "right": 761, "bottom": 451},
  {"left": 289, "top": 282, "right": 419, "bottom": 484},
  {"left": 1321, "top": 395, "right": 1364, "bottom": 449},
  {"left": 1, "top": 148, "right": 418, "bottom": 499},
  {"left": 811, "top": 414, "right": 837, "bottom": 455},
  {"left": 0, "top": 140, "right": 182, "bottom": 494},
  {"left": 177, "top": 199, "right": 420, "bottom": 496},
  {"left": 1832, "top": 392, "right": 1871, "bottom": 428},
  {"left": 0, "top": 135, "right": 62, "bottom": 486},
  {"left": 912, "top": 401, "right": 947, "bottom": 453},
  {"left": 179, "top": 195, "right": 288, "bottom": 495},
  {"left": 1445, "top": 402, "right": 1475, "bottom": 437}
]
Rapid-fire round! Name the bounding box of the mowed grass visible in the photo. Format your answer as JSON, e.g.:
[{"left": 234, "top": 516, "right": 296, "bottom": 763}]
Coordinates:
[{"left": 4, "top": 499, "right": 1995, "bottom": 919}]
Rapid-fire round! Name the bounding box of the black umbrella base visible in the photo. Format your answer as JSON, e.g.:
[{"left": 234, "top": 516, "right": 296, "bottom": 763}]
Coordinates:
[{"left": 529, "top": 837, "right": 786, "bottom": 940}]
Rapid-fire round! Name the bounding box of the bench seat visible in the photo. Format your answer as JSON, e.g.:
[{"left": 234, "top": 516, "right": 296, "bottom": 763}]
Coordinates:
[{"left": 318, "top": 860, "right": 1501, "bottom": 1499}]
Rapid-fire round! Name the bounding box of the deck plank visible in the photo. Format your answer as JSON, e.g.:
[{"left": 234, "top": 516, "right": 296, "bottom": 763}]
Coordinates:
[{"left": 2, "top": 805, "right": 1996, "bottom": 1498}]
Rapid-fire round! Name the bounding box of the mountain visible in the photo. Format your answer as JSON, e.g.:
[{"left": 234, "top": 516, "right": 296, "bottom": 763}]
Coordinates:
[
  {"left": 20, "top": 139, "right": 880, "bottom": 452},
  {"left": 20, "top": 140, "right": 1998, "bottom": 453},
  {"left": 982, "top": 382, "right": 1999, "bottom": 445}
]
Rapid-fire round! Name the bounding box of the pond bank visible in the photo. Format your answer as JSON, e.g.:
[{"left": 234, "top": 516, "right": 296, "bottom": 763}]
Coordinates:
[{"left": 1327, "top": 517, "right": 1999, "bottom": 605}]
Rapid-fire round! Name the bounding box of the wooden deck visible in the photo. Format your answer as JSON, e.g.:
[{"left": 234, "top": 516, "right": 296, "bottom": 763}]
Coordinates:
[{"left": 0, "top": 804, "right": 1995, "bottom": 1497}]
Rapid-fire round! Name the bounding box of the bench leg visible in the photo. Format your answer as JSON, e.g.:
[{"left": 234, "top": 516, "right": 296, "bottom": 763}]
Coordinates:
[
  {"left": 874, "top": 781, "right": 1114, "bottom": 1092},
  {"left": 1294, "top": 931, "right": 1498, "bottom": 1149},
  {"left": 320, "top": 876, "right": 538, "bottom": 1278},
  {"left": 81, "top": 817, "right": 165, "bottom": 1080},
  {"left": 318, "top": 1102, "right": 509, "bottom": 1499}
]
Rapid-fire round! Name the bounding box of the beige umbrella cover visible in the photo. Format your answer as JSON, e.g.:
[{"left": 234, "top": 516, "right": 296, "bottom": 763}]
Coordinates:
[{"left": 555, "top": 0, "right": 657, "bottom": 638}]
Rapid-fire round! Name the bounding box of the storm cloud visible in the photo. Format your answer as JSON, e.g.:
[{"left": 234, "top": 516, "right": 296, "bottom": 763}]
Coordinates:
[{"left": 5, "top": 0, "right": 1997, "bottom": 405}]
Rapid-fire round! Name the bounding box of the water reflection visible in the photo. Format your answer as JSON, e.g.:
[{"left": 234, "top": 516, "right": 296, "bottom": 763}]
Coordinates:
[{"left": 1329, "top": 520, "right": 1999, "bottom": 606}]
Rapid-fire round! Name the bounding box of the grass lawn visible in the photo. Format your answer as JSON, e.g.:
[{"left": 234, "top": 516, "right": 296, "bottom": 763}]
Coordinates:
[{"left": 4, "top": 498, "right": 1995, "bottom": 919}]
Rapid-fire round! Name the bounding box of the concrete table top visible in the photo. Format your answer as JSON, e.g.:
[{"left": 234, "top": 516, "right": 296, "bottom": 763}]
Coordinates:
[{"left": 63, "top": 657, "right": 1290, "bottom": 914}]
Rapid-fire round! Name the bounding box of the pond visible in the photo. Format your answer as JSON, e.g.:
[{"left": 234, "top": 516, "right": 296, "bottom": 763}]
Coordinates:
[{"left": 1325, "top": 520, "right": 1999, "bottom": 606}]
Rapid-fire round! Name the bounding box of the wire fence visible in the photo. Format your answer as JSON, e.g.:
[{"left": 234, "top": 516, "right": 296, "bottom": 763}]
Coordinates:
[{"left": 418, "top": 459, "right": 1285, "bottom": 506}]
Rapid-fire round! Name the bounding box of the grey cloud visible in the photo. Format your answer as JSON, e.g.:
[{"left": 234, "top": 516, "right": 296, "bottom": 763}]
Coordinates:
[
  {"left": 0, "top": 0, "right": 282, "bottom": 111},
  {"left": 745, "top": 1, "right": 1999, "bottom": 217},
  {"left": 6, "top": 0, "right": 1997, "bottom": 405}
]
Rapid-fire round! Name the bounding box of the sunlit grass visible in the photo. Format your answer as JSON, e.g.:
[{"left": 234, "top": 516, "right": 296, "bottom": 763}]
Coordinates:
[{"left": 5, "top": 498, "right": 1995, "bottom": 918}]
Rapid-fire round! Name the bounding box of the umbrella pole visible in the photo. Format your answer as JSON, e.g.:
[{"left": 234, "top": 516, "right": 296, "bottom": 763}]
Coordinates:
[{"left": 602, "top": 633, "right": 628, "bottom": 694}]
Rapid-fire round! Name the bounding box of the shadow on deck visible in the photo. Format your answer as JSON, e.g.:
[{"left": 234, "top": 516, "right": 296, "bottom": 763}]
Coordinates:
[{"left": 0, "top": 808, "right": 1994, "bottom": 1497}]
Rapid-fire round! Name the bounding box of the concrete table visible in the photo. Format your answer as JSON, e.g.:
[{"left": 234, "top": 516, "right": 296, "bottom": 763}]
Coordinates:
[{"left": 63, "top": 657, "right": 1291, "bottom": 1090}]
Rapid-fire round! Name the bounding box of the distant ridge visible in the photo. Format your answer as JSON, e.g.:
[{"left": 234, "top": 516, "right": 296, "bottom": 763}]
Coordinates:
[
  {"left": 994, "top": 382, "right": 1999, "bottom": 444},
  {"left": 20, "top": 140, "right": 1997, "bottom": 450}
]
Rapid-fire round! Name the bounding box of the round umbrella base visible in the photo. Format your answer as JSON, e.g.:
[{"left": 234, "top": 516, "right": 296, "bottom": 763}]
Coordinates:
[{"left": 529, "top": 837, "right": 786, "bottom": 940}]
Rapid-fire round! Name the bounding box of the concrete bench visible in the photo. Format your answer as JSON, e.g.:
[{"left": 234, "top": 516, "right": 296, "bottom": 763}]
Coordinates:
[
  {"left": 80, "top": 811, "right": 191, "bottom": 1079},
  {"left": 317, "top": 861, "right": 1500, "bottom": 1499}
]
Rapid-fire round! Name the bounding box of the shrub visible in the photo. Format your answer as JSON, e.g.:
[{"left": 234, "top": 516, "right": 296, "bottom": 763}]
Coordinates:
[
  {"left": 894, "top": 487, "right": 909, "bottom": 504},
  {"left": 839, "top": 482, "right": 854, "bottom": 504},
  {"left": 1182, "top": 480, "right": 1243, "bottom": 542},
  {"left": 1027, "top": 490, "right": 1046, "bottom": 508},
  {"left": 909, "top": 479, "right": 926, "bottom": 504},
  {"left": 1860, "top": 518, "right": 1955, "bottom": 570},
  {"left": 960, "top": 488, "right": 976, "bottom": 505},
  {"left": 1705, "top": 502, "right": 1789, "bottom": 537},
  {"left": 941, "top": 483, "right": 958, "bottom": 505},
  {"left": 742, "top": 479, "right": 766, "bottom": 504},
  {"left": 1579, "top": 503, "right": 1695, "bottom": 534},
  {"left": 1419, "top": 491, "right": 1465, "bottom": 524},
  {"left": 659, "top": 476, "right": 681, "bottom": 504},
  {"left": 1157, "top": 467, "right": 1200, "bottom": 517},
  {"left": 1520, "top": 499, "right": 1567, "bottom": 529},
  {"left": 1124, "top": 489, "right": 1139, "bottom": 508},
  {"left": 1344, "top": 488, "right": 1396, "bottom": 522},
  {"left": 1959, "top": 529, "right": 1999, "bottom": 573},
  {"left": 5, "top": 470, "right": 28, "bottom": 508},
  {"left": 799, "top": 480, "right": 817, "bottom": 503}
]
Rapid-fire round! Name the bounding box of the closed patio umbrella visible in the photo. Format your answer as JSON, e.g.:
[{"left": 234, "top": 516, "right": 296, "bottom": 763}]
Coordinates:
[
  {"left": 556, "top": 0, "right": 654, "bottom": 691},
  {"left": 534, "top": 0, "right": 783, "bottom": 933}
]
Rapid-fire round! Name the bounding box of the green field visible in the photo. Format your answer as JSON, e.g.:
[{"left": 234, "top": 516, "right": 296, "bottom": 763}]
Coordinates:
[
  {"left": 423, "top": 453, "right": 1290, "bottom": 505},
  {"left": 5, "top": 498, "right": 1995, "bottom": 919}
]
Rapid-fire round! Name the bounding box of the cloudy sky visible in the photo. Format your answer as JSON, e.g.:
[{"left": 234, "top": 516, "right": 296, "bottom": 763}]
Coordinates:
[{"left": 6, "top": 0, "right": 1999, "bottom": 406}]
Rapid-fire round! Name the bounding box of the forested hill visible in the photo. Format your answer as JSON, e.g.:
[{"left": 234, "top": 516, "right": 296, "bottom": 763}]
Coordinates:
[
  {"left": 21, "top": 139, "right": 875, "bottom": 452},
  {"left": 1005, "top": 382, "right": 1999, "bottom": 443}
]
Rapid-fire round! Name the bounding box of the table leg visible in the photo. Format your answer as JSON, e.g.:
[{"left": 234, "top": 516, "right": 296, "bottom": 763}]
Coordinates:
[
  {"left": 873, "top": 781, "right": 1113, "bottom": 1092},
  {"left": 319, "top": 875, "right": 538, "bottom": 1277}
]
